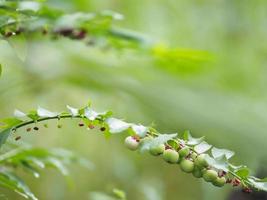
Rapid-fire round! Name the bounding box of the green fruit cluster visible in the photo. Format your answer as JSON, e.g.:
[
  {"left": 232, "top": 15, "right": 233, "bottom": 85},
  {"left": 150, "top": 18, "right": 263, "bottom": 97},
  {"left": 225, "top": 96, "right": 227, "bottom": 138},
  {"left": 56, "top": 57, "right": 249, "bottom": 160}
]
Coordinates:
[{"left": 124, "top": 136, "right": 226, "bottom": 188}]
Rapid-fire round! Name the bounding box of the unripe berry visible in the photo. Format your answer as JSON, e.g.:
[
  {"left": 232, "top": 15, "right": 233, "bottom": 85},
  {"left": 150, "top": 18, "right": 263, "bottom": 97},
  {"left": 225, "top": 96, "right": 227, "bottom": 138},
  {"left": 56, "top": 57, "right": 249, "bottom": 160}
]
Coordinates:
[
  {"left": 212, "top": 176, "right": 226, "bottom": 187},
  {"left": 180, "top": 159, "right": 194, "bottom": 173},
  {"left": 192, "top": 167, "right": 203, "bottom": 178},
  {"left": 195, "top": 154, "right": 208, "bottom": 168},
  {"left": 149, "top": 144, "right": 165, "bottom": 156},
  {"left": 178, "top": 146, "right": 190, "bottom": 157},
  {"left": 124, "top": 136, "right": 139, "bottom": 151},
  {"left": 203, "top": 169, "right": 218, "bottom": 182},
  {"left": 163, "top": 149, "right": 179, "bottom": 164}
]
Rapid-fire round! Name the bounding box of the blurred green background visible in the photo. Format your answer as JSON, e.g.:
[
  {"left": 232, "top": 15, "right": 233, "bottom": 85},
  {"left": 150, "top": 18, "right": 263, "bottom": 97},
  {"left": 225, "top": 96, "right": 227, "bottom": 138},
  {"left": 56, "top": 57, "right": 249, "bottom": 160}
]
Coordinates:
[{"left": 1, "top": 0, "right": 267, "bottom": 199}]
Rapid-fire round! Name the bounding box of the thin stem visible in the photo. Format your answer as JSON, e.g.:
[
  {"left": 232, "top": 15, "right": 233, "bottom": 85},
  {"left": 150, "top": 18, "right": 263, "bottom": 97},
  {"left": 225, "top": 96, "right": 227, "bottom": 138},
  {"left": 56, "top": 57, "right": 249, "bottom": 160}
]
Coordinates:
[{"left": 13, "top": 114, "right": 83, "bottom": 130}]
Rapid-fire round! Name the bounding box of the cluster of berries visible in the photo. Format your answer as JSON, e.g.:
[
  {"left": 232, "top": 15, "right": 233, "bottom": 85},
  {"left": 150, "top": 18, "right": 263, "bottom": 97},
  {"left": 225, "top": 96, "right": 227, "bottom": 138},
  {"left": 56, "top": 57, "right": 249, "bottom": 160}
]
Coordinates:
[{"left": 124, "top": 135, "right": 252, "bottom": 192}]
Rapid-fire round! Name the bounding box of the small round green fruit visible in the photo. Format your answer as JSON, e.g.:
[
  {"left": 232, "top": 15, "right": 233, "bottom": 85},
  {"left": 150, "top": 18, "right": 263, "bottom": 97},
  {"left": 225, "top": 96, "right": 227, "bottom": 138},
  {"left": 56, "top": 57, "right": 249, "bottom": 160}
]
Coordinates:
[
  {"left": 195, "top": 154, "right": 208, "bottom": 168},
  {"left": 124, "top": 136, "right": 139, "bottom": 151},
  {"left": 163, "top": 149, "right": 179, "bottom": 164},
  {"left": 180, "top": 159, "right": 195, "bottom": 173},
  {"left": 149, "top": 144, "right": 165, "bottom": 156},
  {"left": 203, "top": 169, "right": 218, "bottom": 182},
  {"left": 212, "top": 176, "right": 226, "bottom": 187},
  {"left": 192, "top": 167, "right": 203, "bottom": 178},
  {"left": 178, "top": 146, "right": 190, "bottom": 157}
]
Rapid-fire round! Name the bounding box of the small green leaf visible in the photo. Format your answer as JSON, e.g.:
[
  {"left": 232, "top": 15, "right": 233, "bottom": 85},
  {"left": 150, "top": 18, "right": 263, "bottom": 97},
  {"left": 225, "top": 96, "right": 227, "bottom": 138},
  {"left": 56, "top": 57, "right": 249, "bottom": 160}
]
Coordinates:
[
  {"left": 0, "top": 171, "right": 37, "bottom": 200},
  {"left": 235, "top": 167, "right": 250, "bottom": 179},
  {"left": 211, "top": 147, "right": 235, "bottom": 159},
  {"left": 183, "top": 130, "right": 204, "bottom": 145},
  {"left": 0, "top": 128, "right": 11, "bottom": 148},
  {"left": 106, "top": 118, "right": 130, "bottom": 134},
  {"left": 167, "top": 140, "right": 179, "bottom": 150},
  {"left": 194, "top": 141, "right": 212, "bottom": 154},
  {"left": 112, "top": 188, "right": 126, "bottom": 200},
  {"left": 0, "top": 64, "right": 2, "bottom": 77},
  {"left": 27, "top": 110, "right": 39, "bottom": 120},
  {"left": 0, "top": 118, "right": 22, "bottom": 129},
  {"left": 37, "top": 107, "right": 58, "bottom": 117}
]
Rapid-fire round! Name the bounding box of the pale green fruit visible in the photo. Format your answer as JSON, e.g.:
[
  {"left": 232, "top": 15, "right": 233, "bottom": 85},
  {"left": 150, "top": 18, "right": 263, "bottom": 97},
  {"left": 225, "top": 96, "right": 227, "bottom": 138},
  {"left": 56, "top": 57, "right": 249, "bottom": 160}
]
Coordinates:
[
  {"left": 203, "top": 169, "right": 218, "bottom": 182},
  {"left": 192, "top": 167, "right": 203, "bottom": 178},
  {"left": 124, "top": 136, "right": 139, "bottom": 151},
  {"left": 149, "top": 144, "right": 165, "bottom": 156},
  {"left": 212, "top": 177, "right": 226, "bottom": 187},
  {"left": 163, "top": 149, "right": 179, "bottom": 164},
  {"left": 178, "top": 147, "right": 190, "bottom": 157},
  {"left": 195, "top": 154, "right": 208, "bottom": 168},
  {"left": 180, "top": 159, "right": 195, "bottom": 173}
]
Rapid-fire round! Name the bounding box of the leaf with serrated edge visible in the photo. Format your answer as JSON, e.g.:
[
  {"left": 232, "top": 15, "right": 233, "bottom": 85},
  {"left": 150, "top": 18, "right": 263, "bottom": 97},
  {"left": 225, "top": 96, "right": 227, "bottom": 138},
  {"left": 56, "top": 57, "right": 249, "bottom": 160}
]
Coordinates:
[
  {"left": 211, "top": 147, "right": 235, "bottom": 159},
  {"left": 194, "top": 141, "right": 212, "bottom": 154}
]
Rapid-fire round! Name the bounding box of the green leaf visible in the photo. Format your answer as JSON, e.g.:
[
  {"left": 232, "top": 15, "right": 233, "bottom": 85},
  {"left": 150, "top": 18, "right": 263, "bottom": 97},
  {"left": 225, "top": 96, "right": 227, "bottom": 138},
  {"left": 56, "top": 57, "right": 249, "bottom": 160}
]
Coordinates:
[
  {"left": 167, "top": 139, "right": 179, "bottom": 150},
  {"left": 106, "top": 118, "right": 130, "bottom": 134},
  {"left": 37, "top": 107, "right": 58, "bottom": 117},
  {"left": 21, "top": 161, "right": 40, "bottom": 178},
  {"left": 235, "top": 167, "right": 250, "bottom": 179},
  {"left": 27, "top": 110, "right": 39, "bottom": 120},
  {"left": 211, "top": 147, "right": 235, "bottom": 159},
  {"left": 0, "top": 171, "right": 37, "bottom": 200},
  {"left": 194, "top": 141, "right": 212, "bottom": 154},
  {"left": 0, "top": 118, "right": 22, "bottom": 129},
  {"left": 0, "top": 64, "right": 2, "bottom": 77},
  {"left": 182, "top": 130, "right": 204, "bottom": 146},
  {"left": 45, "top": 157, "right": 69, "bottom": 176},
  {"left": 0, "top": 128, "right": 11, "bottom": 148},
  {"left": 112, "top": 188, "right": 126, "bottom": 200},
  {"left": 131, "top": 124, "right": 147, "bottom": 138}
]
